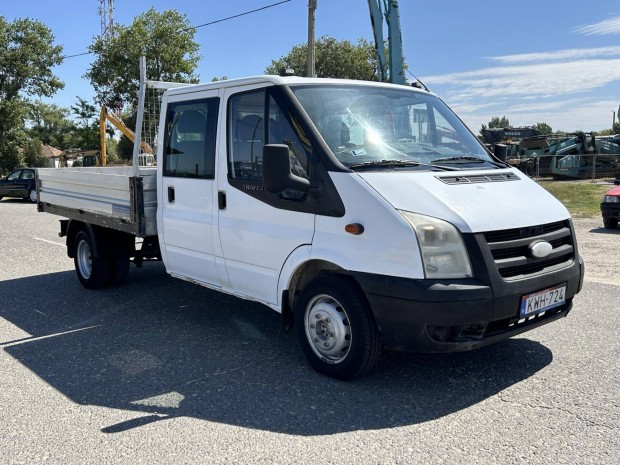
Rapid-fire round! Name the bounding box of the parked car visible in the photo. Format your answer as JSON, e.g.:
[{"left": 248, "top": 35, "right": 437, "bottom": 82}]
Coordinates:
[
  {"left": 600, "top": 185, "right": 620, "bottom": 229},
  {"left": 0, "top": 168, "right": 37, "bottom": 203}
]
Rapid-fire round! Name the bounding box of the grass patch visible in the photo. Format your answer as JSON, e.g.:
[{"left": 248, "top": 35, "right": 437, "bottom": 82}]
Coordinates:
[{"left": 539, "top": 180, "right": 611, "bottom": 217}]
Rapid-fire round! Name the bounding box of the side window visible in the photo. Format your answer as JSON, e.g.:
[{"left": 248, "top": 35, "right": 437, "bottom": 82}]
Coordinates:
[
  {"left": 22, "top": 170, "right": 35, "bottom": 180},
  {"left": 228, "top": 90, "right": 267, "bottom": 181},
  {"left": 7, "top": 171, "right": 21, "bottom": 181},
  {"left": 163, "top": 98, "right": 219, "bottom": 179},
  {"left": 228, "top": 90, "right": 311, "bottom": 182}
]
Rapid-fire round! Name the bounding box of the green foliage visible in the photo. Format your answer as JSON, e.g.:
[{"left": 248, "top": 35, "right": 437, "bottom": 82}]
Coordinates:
[
  {"left": 480, "top": 116, "right": 511, "bottom": 135},
  {"left": 23, "top": 137, "right": 49, "bottom": 168},
  {"left": 28, "top": 101, "right": 75, "bottom": 149},
  {"left": 533, "top": 122, "right": 553, "bottom": 135},
  {"left": 0, "top": 17, "right": 64, "bottom": 100},
  {"left": 0, "top": 98, "right": 29, "bottom": 174},
  {"left": 0, "top": 16, "right": 64, "bottom": 173},
  {"left": 265, "top": 36, "right": 379, "bottom": 81},
  {"left": 86, "top": 8, "right": 200, "bottom": 109},
  {"left": 70, "top": 97, "right": 99, "bottom": 150},
  {"left": 540, "top": 181, "right": 610, "bottom": 217}
]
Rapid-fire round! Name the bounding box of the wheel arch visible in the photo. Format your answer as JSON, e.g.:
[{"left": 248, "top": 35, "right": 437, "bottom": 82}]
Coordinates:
[
  {"left": 66, "top": 221, "right": 135, "bottom": 259},
  {"left": 279, "top": 255, "right": 367, "bottom": 332}
]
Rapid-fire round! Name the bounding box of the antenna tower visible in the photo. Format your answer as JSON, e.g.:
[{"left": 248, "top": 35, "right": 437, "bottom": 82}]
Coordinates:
[{"left": 99, "top": 0, "right": 115, "bottom": 38}]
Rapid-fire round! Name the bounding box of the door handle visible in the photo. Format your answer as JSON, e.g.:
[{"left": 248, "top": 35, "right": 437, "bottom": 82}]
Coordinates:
[
  {"left": 168, "top": 186, "right": 175, "bottom": 203},
  {"left": 218, "top": 191, "right": 226, "bottom": 210}
]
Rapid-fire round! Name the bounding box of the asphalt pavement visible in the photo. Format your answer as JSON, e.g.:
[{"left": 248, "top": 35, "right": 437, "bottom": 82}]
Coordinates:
[{"left": 1, "top": 200, "right": 618, "bottom": 464}]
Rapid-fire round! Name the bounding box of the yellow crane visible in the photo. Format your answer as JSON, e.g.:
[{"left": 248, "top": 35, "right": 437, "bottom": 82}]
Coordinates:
[{"left": 99, "top": 106, "right": 152, "bottom": 166}]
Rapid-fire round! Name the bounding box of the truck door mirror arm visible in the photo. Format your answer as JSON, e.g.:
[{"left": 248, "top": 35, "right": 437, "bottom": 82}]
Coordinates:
[{"left": 263, "top": 144, "right": 310, "bottom": 195}]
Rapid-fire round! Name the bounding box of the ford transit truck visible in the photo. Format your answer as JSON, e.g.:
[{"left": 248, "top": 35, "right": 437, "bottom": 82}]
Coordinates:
[{"left": 37, "top": 69, "right": 584, "bottom": 379}]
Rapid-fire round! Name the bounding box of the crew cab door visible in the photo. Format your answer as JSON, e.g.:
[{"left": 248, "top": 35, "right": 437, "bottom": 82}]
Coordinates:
[
  {"left": 216, "top": 84, "right": 316, "bottom": 305},
  {"left": 157, "top": 91, "right": 222, "bottom": 286}
]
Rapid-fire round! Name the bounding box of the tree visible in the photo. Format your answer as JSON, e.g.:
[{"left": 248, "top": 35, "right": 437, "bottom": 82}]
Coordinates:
[
  {"left": 23, "top": 137, "right": 49, "bottom": 168},
  {"left": 28, "top": 101, "right": 75, "bottom": 149},
  {"left": 533, "top": 122, "right": 553, "bottom": 135},
  {"left": 85, "top": 8, "right": 200, "bottom": 109},
  {"left": 265, "top": 36, "right": 380, "bottom": 81},
  {"left": 480, "top": 116, "right": 511, "bottom": 136},
  {"left": 70, "top": 97, "right": 99, "bottom": 150},
  {"left": 0, "top": 17, "right": 64, "bottom": 173},
  {"left": 0, "top": 99, "right": 27, "bottom": 174}
]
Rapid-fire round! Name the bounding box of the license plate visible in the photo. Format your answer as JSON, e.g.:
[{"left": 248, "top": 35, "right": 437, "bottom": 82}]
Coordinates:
[{"left": 520, "top": 284, "right": 566, "bottom": 317}]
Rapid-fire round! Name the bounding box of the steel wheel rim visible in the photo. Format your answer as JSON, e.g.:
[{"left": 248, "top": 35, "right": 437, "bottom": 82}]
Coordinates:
[
  {"left": 304, "top": 294, "right": 351, "bottom": 364},
  {"left": 76, "top": 239, "right": 92, "bottom": 279},
  {"left": 29, "top": 190, "right": 37, "bottom": 202}
]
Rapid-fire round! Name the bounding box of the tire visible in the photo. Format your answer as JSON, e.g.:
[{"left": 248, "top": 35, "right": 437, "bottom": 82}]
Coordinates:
[
  {"left": 294, "top": 275, "right": 381, "bottom": 380},
  {"left": 108, "top": 254, "right": 130, "bottom": 286},
  {"left": 603, "top": 217, "right": 618, "bottom": 229},
  {"left": 28, "top": 188, "right": 37, "bottom": 203},
  {"left": 74, "top": 230, "right": 111, "bottom": 289}
]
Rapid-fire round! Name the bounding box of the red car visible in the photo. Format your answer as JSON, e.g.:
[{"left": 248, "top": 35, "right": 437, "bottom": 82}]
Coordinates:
[{"left": 600, "top": 185, "right": 620, "bottom": 229}]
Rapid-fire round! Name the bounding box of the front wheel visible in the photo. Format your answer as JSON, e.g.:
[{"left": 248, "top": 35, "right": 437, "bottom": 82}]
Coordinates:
[
  {"left": 603, "top": 217, "right": 618, "bottom": 229},
  {"left": 74, "top": 230, "right": 111, "bottom": 289},
  {"left": 294, "top": 275, "right": 381, "bottom": 380}
]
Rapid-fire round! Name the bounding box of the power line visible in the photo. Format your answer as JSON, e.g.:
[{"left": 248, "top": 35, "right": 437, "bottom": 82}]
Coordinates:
[
  {"left": 186, "top": 0, "right": 291, "bottom": 32},
  {"left": 61, "top": 0, "right": 293, "bottom": 60}
]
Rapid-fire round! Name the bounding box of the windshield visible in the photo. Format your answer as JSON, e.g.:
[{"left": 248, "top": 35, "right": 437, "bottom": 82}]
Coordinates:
[{"left": 289, "top": 84, "right": 491, "bottom": 170}]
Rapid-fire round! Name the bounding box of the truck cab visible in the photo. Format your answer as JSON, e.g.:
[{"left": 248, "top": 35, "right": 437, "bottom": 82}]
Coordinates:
[{"left": 154, "top": 77, "right": 583, "bottom": 378}]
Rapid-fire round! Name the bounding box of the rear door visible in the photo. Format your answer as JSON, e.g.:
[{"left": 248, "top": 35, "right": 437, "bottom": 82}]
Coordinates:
[{"left": 157, "top": 91, "right": 222, "bottom": 286}]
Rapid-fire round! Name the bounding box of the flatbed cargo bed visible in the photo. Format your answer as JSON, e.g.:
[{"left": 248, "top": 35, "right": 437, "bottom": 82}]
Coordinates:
[{"left": 37, "top": 166, "right": 158, "bottom": 237}]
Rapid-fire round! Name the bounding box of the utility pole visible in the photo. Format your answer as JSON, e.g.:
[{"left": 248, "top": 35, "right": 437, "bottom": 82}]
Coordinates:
[
  {"left": 307, "top": 0, "right": 317, "bottom": 77},
  {"left": 613, "top": 110, "right": 617, "bottom": 133}
]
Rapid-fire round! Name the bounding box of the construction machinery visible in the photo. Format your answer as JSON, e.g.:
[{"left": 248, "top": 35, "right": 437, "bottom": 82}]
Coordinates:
[
  {"left": 481, "top": 128, "right": 620, "bottom": 178},
  {"left": 367, "top": 0, "right": 406, "bottom": 85},
  {"left": 99, "top": 106, "right": 153, "bottom": 166}
]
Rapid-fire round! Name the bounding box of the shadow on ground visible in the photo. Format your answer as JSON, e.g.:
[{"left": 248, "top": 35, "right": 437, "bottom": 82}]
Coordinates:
[{"left": 0, "top": 263, "right": 552, "bottom": 436}]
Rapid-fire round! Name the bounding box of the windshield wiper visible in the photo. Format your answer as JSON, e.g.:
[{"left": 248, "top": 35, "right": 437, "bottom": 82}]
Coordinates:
[
  {"left": 432, "top": 156, "right": 485, "bottom": 163},
  {"left": 348, "top": 159, "right": 458, "bottom": 171},
  {"left": 431, "top": 156, "right": 509, "bottom": 168}
]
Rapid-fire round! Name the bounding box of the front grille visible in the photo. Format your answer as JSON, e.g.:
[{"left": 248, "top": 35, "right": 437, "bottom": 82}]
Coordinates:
[{"left": 482, "top": 220, "right": 575, "bottom": 279}]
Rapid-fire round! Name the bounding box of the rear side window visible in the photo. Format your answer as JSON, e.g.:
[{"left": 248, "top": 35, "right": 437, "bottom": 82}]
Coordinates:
[{"left": 163, "top": 98, "right": 220, "bottom": 179}]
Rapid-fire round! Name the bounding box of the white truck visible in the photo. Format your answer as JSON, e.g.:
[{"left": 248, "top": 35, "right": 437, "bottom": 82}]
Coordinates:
[{"left": 37, "top": 68, "right": 584, "bottom": 379}]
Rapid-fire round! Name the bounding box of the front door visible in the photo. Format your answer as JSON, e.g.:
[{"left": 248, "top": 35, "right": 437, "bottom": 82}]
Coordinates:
[
  {"left": 158, "top": 91, "right": 222, "bottom": 286},
  {"left": 217, "top": 85, "right": 316, "bottom": 305}
]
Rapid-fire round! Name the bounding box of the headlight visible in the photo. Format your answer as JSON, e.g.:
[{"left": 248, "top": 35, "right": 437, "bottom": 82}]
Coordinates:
[
  {"left": 399, "top": 211, "right": 472, "bottom": 279},
  {"left": 603, "top": 195, "right": 619, "bottom": 203}
]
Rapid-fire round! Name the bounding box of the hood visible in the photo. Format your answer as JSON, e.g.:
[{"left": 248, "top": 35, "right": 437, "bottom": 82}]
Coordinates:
[
  {"left": 604, "top": 185, "right": 620, "bottom": 197},
  {"left": 357, "top": 169, "right": 570, "bottom": 233}
]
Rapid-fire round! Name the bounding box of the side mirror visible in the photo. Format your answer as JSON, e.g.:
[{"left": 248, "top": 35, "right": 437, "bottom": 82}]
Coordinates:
[{"left": 263, "top": 144, "right": 310, "bottom": 194}]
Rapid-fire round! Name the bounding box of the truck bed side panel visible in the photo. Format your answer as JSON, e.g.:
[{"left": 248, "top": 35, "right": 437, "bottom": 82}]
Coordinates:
[{"left": 37, "top": 167, "right": 158, "bottom": 237}]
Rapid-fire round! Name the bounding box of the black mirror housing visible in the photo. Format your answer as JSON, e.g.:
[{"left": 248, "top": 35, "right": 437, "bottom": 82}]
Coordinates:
[{"left": 263, "top": 144, "right": 310, "bottom": 194}]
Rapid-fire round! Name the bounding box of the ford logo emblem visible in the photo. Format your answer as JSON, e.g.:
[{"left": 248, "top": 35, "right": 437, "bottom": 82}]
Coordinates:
[{"left": 530, "top": 240, "right": 552, "bottom": 258}]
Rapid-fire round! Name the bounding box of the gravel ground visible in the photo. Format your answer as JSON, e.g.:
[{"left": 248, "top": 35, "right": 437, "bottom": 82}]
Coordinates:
[{"left": 571, "top": 216, "right": 620, "bottom": 286}]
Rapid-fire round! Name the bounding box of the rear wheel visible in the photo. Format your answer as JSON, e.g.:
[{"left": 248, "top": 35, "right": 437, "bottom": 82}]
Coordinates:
[
  {"left": 28, "top": 188, "right": 37, "bottom": 203},
  {"left": 294, "top": 275, "right": 381, "bottom": 380},
  {"left": 603, "top": 217, "right": 618, "bottom": 229},
  {"left": 74, "top": 230, "right": 111, "bottom": 289}
]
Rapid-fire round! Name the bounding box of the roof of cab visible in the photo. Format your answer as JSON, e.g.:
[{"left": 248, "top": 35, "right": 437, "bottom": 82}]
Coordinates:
[{"left": 163, "top": 75, "right": 434, "bottom": 97}]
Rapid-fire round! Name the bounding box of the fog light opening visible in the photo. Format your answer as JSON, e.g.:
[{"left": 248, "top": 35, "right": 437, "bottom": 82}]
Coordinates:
[{"left": 430, "top": 325, "right": 452, "bottom": 342}]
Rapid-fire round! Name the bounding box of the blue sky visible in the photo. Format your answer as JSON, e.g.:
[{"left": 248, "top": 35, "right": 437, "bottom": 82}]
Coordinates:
[{"left": 2, "top": 0, "right": 620, "bottom": 133}]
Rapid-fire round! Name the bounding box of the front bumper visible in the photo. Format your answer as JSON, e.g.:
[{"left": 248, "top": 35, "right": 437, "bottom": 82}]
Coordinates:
[
  {"left": 350, "top": 253, "right": 584, "bottom": 353},
  {"left": 601, "top": 202, "right": 620, "bottom": 220}
]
